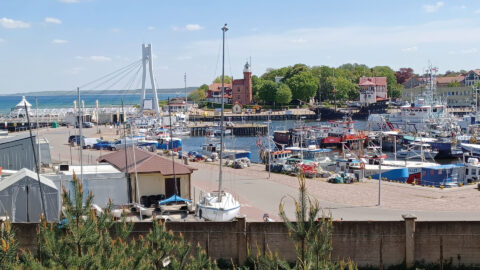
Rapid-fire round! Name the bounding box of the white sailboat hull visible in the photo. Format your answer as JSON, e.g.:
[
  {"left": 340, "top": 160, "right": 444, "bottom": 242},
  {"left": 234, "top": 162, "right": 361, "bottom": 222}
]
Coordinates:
[
  {"left": 196, "top": 192, "right": 241, "bottom": 221},
  {"left": 197, "top": 204, "right": 240, "bottom": 222}
]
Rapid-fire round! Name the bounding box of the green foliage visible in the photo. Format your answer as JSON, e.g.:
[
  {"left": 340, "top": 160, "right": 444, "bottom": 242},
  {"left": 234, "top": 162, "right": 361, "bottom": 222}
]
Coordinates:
[
  {"left": 286, "top": 72, "right": 319, "bottom": 102},
  {"left": 258, "top": 80, "right": 278, "bottom": 104},
  {"left": 188, "top": 88, "right": 207, "bottom": 102},
  {"left": 213, "top": 76, "right": 232, "bottom": 84},
  {"left": 251, "top": 75, "right": 263, "bottom": 102},
  {"left": 261, "top": 67, "right": 290, "bottom": 82},
  {"left": 447, "top": 81, "right": 461, "bottom": 87},
  {"left": 278, "top": 175, "right": 357, "bottom": 270},
  {"left": 0, "top": 218, "right": 19, "bottom": 270},
  {"left": 276, "top": 83, "right": 293, "bottom": 105}
]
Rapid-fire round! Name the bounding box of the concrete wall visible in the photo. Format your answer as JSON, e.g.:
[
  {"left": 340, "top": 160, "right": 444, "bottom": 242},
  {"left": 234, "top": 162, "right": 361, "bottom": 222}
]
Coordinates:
[{"left": 11, "top": 218, "right": 480, "bottom": 268}]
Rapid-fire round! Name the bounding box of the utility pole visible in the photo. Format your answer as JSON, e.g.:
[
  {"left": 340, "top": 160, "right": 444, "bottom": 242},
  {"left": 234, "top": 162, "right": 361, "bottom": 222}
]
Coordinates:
[
  {"left": 77, "top": 87, "right": 83, "bottom": 181},
  {"left": 266, "top": 112, "right": 272, "bottom": 179},
  {"left": 35, "top": 97, "right": 41, "bottom": 170},
  {"left": 378, "top": 126, "right": 383, "bottom": 206},
  {"left": 184, "top": 72, "right": 187, "bottom": 112}
]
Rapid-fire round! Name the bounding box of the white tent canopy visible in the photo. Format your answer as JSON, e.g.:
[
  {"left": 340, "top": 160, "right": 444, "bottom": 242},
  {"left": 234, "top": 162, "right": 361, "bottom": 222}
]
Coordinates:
[
  {"left": 0, "top": 168, "right": 59, "bottom": 222},
  {"left": 15, "top": 96, "right": 32, "bottom": 109}
]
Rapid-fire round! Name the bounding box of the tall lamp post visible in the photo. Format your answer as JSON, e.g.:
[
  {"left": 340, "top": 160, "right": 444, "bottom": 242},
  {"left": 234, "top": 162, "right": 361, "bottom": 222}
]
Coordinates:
[{"left": 333, "top": 88, "right": 337, "bottom": 111}]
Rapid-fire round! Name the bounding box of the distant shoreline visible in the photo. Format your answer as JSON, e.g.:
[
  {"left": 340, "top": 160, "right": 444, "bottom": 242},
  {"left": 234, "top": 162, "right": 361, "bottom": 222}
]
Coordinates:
[{"left": 1, "top": 87, "right": 198, "bottom": 97}]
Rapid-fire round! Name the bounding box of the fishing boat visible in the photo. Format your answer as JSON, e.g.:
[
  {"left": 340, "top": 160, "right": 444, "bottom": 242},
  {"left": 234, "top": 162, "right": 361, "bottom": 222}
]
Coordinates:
[
  {"left": 196, "top": 24, "right": 241, "bottom": 221},
  {"left": 396, "top": 142, "right": 438, "bottom": 160},
  {"left": 368, "top": 65, "right": 459, "bottom": 133}
]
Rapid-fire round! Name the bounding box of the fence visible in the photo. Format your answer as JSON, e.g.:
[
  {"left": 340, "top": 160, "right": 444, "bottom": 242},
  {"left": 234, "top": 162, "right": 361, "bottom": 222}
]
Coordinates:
[{"left": 10, "top": 216, "right": 480, "bottom": 268}]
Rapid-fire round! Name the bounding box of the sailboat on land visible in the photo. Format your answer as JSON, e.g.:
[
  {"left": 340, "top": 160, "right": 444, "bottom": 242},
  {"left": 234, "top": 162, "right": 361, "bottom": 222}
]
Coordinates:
[{"left": 196, "top": 24, "right": 241, "bottom": 221}]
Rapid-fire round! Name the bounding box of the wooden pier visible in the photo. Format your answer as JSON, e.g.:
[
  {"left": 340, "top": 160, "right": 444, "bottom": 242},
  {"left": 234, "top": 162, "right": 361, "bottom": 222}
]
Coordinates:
[{"left": 189, "top": 123, "right": 267, "bottom": 136}]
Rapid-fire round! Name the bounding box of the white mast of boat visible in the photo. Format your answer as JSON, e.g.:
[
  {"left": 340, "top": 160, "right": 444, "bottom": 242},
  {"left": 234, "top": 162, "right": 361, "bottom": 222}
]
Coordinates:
[{"left": 218, "top": 23, "right": 228, "bottom": 202}]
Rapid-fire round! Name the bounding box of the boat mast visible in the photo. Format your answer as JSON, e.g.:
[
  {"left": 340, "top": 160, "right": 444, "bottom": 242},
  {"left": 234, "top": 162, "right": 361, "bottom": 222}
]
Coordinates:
[{"left": 218, "top": 23, "right": 228, "bottom": 202}]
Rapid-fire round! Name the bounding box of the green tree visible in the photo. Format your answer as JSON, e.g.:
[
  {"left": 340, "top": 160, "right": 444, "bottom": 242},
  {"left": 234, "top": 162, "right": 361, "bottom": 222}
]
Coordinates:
[
  {"left": 188, "top": 88, "right": 207, "bottom": 102},
  {"left": 286, "top": 72, "right": 319, "bottom": 102},
  {"left": 275, "top": 83, "right": 292, "bottom": 105},
  {"left": 213, "top": 75, "right": 232, "bottom": 84},
  {"left": 258, "top": 80, "right": 278, "bottom": 104},
  {"left": 284, "top": 64, "right": 310, "bottom": 81},
  {"left": 261, "top": 67, "right": 290, "bottom": 82},
  {"left": 0, "top": 218, "right": 18, "bottom": 270},
  {"left": 447, "top": 81, "right": 461, "bottom": 87},
  {"left": 251, "top": 75, "right": 263, "bottom": 102},
  {"left": 329, "top": 77, "right": 359, "bottom": 101}
]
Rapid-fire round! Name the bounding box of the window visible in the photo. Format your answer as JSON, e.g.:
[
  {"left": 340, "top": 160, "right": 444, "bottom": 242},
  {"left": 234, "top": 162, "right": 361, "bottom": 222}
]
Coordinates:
[
  {"left": 237, "top": 87, "right": 241, "bottom": 92},
  {"left": 237, "top": 95, "right": 241, "bottom": 99}
]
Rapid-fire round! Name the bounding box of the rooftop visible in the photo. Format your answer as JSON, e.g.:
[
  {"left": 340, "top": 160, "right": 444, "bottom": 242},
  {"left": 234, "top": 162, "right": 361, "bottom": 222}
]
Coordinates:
[
  {"left": 359, "top": 76, "right": 387, "bottom": 86},
  {"left": 98, "top": 148, "right": 196, "bottom": 175}
]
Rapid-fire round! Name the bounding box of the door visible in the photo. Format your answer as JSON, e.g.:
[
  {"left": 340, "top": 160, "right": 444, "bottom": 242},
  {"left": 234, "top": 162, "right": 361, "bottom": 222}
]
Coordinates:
[{"left": 165, "top": 178, "right": 180, "bottom": 198}]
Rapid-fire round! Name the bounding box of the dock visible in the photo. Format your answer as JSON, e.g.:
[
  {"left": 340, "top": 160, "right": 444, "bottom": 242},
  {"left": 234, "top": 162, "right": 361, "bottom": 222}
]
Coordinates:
[{"left": 188, "top": 122, "right": 267, "bottom": 136}]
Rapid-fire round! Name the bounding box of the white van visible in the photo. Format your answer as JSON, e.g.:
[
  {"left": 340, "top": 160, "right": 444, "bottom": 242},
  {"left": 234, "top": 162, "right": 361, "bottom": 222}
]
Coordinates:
[{"left": 82, "top": 138, "right": 100, "bottom": 149}]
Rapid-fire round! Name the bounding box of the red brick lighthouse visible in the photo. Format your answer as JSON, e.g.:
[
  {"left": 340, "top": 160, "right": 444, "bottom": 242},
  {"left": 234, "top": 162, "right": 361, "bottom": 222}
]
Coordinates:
[{"left": 232, "top": 62, "right": 252, "bottom": 105}]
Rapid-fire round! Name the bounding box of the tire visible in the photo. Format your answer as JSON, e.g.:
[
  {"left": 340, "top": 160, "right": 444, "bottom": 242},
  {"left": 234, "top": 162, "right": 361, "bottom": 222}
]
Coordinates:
[{"left": 86, "top": 145, "right": 91, "bottom": 149}]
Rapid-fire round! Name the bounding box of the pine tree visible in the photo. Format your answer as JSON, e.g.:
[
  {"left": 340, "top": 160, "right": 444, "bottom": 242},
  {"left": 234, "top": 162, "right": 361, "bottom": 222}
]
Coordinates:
[
  {"left": 278, "top": 174, "right": 357, "bottom": 270},
  {"left": 0, "top": 217, "right": 19, "bottom": 270}
]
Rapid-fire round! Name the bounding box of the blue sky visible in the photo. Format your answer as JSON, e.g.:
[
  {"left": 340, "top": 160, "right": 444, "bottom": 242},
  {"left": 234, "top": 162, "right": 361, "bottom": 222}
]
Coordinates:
[{"left": 1, "top": 0, "right": 480, "bottom": 93}]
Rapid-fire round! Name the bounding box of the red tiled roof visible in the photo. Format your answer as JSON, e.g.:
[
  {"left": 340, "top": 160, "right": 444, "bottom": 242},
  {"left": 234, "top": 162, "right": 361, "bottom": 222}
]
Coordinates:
[
  {"left": 358, "top": 76, "right": 387, "bottom": 86},
  {"left": 209, "top": 82, "right": 232, "bottom": 91},
  {"left": 436, "top": 76, "right": 464, "bottom": 84},
  {"left": 466, "top": 69, "right": 480, "bottom": 76},
  {"left": 98, "top": 148, "right": 196, "bottom": 175}
]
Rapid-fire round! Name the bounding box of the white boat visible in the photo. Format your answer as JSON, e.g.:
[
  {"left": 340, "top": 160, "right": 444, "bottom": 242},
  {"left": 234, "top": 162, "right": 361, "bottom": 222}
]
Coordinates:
[
  {"left": 197, "top": 24, "right": 241, "bottom": 222},
  {"left": 396, "top": 143, "right": 438, "bottom": 160},
  {"left": 367, "top": 66, "right": 459, "bottom": 133},
  {"left": 460, "top": 143, "right": 480, "bottom": 156},
  {"left": 197, "top": 192, "right": 240, "bottom": 221}
]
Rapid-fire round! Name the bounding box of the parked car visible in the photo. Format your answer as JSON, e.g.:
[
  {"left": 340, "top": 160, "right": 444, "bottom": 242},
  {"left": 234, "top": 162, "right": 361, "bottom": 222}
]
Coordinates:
[
  {"left": 109, "top": 137, "right": 139, "bottom": 151},
  {"left": 83, "top": 122, "right": 95, "bottom": 128},
  {"left": 93, "top": 141, "right": 113, "bottom": 150},
  {"left": 82, "top": 138, "right": 100, "bottom": 149},
  {"left": 68, "top": 135, "right": 85, "bottom": 146},
  {"left": 347, "top": 102, "right": 361, "bottom": 108}
]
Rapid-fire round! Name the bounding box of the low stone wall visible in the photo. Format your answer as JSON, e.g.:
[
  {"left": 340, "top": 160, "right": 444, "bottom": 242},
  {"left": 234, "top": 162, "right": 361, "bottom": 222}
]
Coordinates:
[{"left": 10, "top": 217, "right": 480, "bottom": 268}]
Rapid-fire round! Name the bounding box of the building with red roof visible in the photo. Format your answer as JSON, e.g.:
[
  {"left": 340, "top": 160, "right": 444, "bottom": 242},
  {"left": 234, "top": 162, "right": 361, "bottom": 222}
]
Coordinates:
[
  {"left": 206, "top": 62, "right": 252, "bottom": 105},
  {"left": 359, "top": 76, "right": 388, "bottom": 105},
  {"left": 98, "top": 148, "right": 196, "bottom": 202}
]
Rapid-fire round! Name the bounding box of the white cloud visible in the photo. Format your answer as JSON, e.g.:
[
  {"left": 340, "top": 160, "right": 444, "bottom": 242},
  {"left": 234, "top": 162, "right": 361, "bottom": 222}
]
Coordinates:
[
  {"left": 423, "top": 2, "right": 444, "bottom": 13},
  {"left": 459, "top": 5, "right": 466, "bottom": 9},
  {"left": 66, "top": 67, "right": 84, "bottom": 75},
  {"left": 401, "top": 46, "right": 418, "bottom": 52},
  {"left": 52, "top": 39, "right": 68, "bottom": 44},
  {"left": 475, "top": 9, "right": 480, "bottom": 14},
  {"left": 173, "top": 24, "right": 204, "bottom": 32},
  {"left": 75, "top": 55, "right": 112, "bottom": 62},
  {"left": 291, "top": 38, "right": 307, "bottom": 44},
  {"left": 59, "top": 0, "right": 80, "bottom": 3},
  {"left": 0, "top": 38, "right": 4, "bottom": 43},
  {"left": 448, "top": 48, "right": 478, "bottom": 55},
  {"left": 147, "top": 26, "right": 155, "bottom": 30},
  {"left": 0, "top": 17, "right": 30, "bottom": 29},
  {"left": 177, "top": 55, "right": 192, "bottom": 60},
  {"left": 45, "top": 17, "right": 62, "bottom": 24},
  {"left": 185, "top": 24, "right": 203, "bottom": 31}
]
